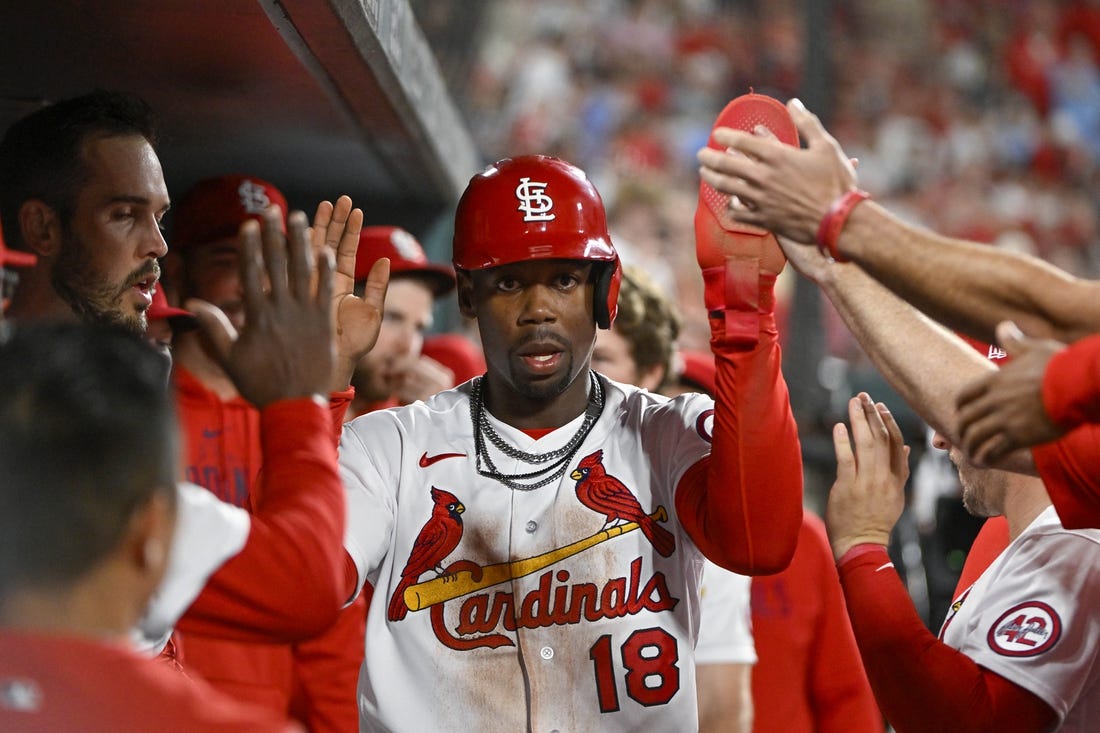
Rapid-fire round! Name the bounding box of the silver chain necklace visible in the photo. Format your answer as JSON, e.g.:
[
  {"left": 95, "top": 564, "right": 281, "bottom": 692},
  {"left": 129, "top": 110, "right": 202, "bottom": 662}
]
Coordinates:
[{"left": 470, "top": 371, "right": 604, "bottom": 491}]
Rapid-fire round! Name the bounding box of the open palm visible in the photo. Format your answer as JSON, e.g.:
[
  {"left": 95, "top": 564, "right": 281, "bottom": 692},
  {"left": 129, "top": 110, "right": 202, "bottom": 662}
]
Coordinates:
[{"left": 310, "top": 195, "right": 391, "bottom": 392}]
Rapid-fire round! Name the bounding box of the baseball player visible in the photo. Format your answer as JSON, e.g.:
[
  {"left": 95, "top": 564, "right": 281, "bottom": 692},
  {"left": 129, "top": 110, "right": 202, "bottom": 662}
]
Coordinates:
[
  {"left": 834, "top": 393, "right": 1100, "bottom": 732},
  {"left": 339, "top": 154, "right": 803, "bottom": 730},
  {"left": 346, "top": 225, "right": 457, "bottom": 418},
  {"left": 770, "top": 210, "right": 1100, "bottom": 730},
  {"left": 0, "top": 323, "right": 299, "bottom": 733},
  {"left": 0, "top": 91, "right": 389, "bottom": 665},
  {"left": 165, "top": 174, "right": 382, "bottom": 731},
  {"left": 749, "top": 512, "right": 883, "bottom": 733}
]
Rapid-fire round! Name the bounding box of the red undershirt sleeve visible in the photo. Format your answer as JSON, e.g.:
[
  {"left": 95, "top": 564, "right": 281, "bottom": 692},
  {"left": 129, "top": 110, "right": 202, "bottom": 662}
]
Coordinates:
[
  {"left": 804, "top": 522, "right": 884, "bottom": 733},
  {"left": 837, "top": 545, "right": 1056, "bottom": 733},
  {"left": 1042, "top": 333, "right": 1100, "bottom": 430},
  {"left": 674, "top": 276, "right": 803, "bottom": 574},
  {"left": 1032, "top": 425, "right": 1100, "bottom": 530},
  {"left": 178, "top": 397, "right": 346, "bottom": 641},
  {"left": 328, "top": 387, "right": 354, "bottom": 443}
]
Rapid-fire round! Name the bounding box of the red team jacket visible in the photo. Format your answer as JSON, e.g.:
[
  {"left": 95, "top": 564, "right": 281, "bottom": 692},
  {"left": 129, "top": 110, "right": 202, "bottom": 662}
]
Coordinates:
[
  {"left": 750, "top": 513, "right": 882, "bottom": 733},
  {"left": 0, "top": 631, "right": 300, "bottom": 733},
  {"left": 171, "top": 367, "right": 363, "bottom": 733}
]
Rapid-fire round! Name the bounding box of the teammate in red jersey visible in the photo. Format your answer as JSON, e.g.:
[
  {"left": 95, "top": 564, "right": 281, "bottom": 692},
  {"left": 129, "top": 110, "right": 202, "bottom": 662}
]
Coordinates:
[
  {"left": 0, "top": 240, "right": 338, "bottom": 732},
  {"left": 749, "top": 512, "right": 883, "bottom": 733},
  {"left": 346, "top": 225, "right": 456, "bottom": 418},
  {"left": 0, "top": 90, "right": 387, "bottom": 665},
  {"left": 164, "top": 174, "right": 369, "bottom": 731}
]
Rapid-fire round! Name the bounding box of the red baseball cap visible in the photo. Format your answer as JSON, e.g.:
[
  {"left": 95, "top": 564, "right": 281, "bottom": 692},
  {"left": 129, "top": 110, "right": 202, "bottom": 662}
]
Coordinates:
[
  {"left": 421, "top": 333, "right": 486, "bottom": 384},
  {"left": 148, "top": 287, "right": 198, "bottom": 332},
  {"left": 354, "top": 226, "right": 455, "bottom": 296},
  {"left": 171, "top": 174, "right": 287, "bottom": 251},
  {"left": 0, "top": 223, "right": 35, "bottom": 269}
]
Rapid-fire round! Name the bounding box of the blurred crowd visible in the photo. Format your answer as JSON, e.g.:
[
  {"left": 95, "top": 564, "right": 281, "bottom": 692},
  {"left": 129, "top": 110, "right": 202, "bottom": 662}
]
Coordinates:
[
  {"left": 416, "top": 0, "right": 1100, "bottom": 627},
  {"left": 430, "top": 0, "right": 1100, "bottom": 351}
]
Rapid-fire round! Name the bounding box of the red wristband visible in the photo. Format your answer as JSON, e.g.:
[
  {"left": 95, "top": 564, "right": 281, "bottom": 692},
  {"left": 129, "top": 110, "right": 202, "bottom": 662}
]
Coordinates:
[
  {"left": 836, "top": 542, "right": 889, "bottom": 568},
  {"left": 816, "top": 189, "right": 871, "bottom": 262}
]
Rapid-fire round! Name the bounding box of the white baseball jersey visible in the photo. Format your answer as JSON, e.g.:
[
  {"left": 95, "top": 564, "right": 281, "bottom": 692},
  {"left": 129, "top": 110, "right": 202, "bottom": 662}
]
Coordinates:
[
  {"left": 134, "top": 481, "right": 250, "bottom": 654},
  {"left": 939, "top": 505, "right": 1100, "bottom": 729},
  {"left": 341, "top": 377, "right": 717, "bottom": 731},
  {"left": 695, "top": 560, "right": 755, "bottom": 666}
]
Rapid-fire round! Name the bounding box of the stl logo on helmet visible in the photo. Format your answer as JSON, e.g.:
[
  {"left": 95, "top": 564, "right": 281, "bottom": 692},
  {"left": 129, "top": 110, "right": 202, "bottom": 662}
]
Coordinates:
[
  {"left": 515, "top": 177, "right": 556, "bottom": 222},
  {"left": 237, "top": 179, "right": 273, "bottom": 215}
]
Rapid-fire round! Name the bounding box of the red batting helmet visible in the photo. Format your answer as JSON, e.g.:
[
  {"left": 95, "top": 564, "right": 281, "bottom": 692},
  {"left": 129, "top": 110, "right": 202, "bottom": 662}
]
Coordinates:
[{"left": 452, "top": 155, "right": 622, "bottom": 329}]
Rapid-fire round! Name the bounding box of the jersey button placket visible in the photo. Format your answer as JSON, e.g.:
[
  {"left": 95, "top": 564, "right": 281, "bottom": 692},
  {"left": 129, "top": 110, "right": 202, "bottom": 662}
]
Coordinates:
[
  {"left": 539, "top": 646, "right": 554, "bottom": 660},
  {"left": 525, "top": 520, "right": 538, "bottom": 533}
]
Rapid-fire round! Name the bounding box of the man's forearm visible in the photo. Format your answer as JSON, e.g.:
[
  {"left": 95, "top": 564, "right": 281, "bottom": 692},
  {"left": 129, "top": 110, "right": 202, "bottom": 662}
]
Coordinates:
[
  {"left": 839, "top": 202, "right": 1100, "bottom": 343},
  {"left": 820, "top": 260, "right": 992, "bottom": 440}
]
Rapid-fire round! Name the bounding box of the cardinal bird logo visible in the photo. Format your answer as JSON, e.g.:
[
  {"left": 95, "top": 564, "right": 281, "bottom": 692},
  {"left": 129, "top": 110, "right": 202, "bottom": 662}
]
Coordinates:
[
  {"left": 388, "top": 487, "right": 466, "bottom": 621},
  {"left": 571, "top": 450, "right": 675, "bottom": 557}
]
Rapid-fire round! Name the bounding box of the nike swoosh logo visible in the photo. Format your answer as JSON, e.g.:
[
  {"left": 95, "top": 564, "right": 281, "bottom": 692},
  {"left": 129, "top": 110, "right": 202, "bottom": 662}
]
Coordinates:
[{"left": 419, "top": 451, "right": 466, "bottom": 467}]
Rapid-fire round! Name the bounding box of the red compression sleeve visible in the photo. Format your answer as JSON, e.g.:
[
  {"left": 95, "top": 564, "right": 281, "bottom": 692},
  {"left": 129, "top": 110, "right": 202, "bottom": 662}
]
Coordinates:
[
  {"left": 803, "top": 520, "right": 883, "bottom": 733},
  {"left": 1042, "top": 333, "right": 1100, "bottom": 430},
  {"left": 838, "top": 546, "right": 1056, "bottom": 733},
  {"left": 1032, "top": 424, "right": 1100, "bottom": 529},
  {"left": 289, "top": 591, "right": 368, "bottom": 733},
  {"left": 328, "top": 387, "right": 354, "bottom": 443},
  {"left": 179, "top": 398, "right": 345, "bottom": 641},
  {"left": 675, "top": 277, "right": 803, "bottom": 574}
]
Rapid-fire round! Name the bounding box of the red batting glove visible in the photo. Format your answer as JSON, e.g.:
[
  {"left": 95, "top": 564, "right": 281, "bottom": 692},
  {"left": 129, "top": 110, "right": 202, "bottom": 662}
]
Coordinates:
[{"left": 695, "top": 92, "right": 798, "bottom": 348}]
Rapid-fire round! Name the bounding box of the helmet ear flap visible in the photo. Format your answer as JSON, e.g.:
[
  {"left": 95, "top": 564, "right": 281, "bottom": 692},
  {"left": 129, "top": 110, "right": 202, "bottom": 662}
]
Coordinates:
[{"left": 594, "top": 259, "right": 622, "bottom": 329}]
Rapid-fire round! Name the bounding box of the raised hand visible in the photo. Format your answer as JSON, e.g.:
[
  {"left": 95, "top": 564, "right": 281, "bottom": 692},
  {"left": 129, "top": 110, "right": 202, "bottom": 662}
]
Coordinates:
[
  {"left": 310, "top": 195, "right": 390, "bottom": 391},
  {"left": 187, "top": 206, "right": 334, "bottom": 409},
  {"left": 825, "top": 393, "right": 911, "bottom": 561},
  {"left": 697, "top": 99, "right": 858, "bottom": 245},
  {"left": 956, "top": 321, "right": 1067, "bottom": 465}
]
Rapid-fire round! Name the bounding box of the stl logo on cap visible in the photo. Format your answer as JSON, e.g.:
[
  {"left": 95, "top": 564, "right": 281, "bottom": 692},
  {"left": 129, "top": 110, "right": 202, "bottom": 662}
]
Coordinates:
[
  {"left": 238, "top": 179, "right": 276, "bottom": 216},
  {"left": 391, "top": 229, "right": 426, "bottom": 263},
  {"left": 515, "top": 177, "right": 556, "bottom": 222},
  {"left": 173, "top": 174, "right": 288, "bottom": 252}
]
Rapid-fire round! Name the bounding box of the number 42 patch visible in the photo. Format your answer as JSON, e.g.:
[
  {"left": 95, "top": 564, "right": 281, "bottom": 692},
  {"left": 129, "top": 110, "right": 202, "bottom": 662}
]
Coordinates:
[{"left": 987, "top": 601, "right": 1062, "bottom": 657}]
